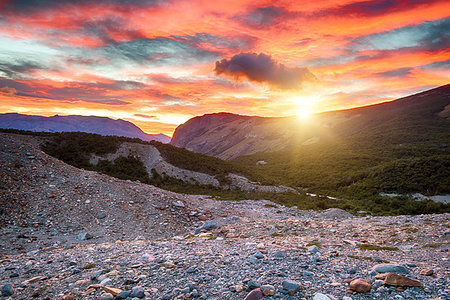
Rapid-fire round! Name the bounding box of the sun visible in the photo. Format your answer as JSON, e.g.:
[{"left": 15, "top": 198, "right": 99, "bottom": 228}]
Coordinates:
[
  {"left": 292, "top": 95, "right": 316, "bottom": 120},
  {"left": 297, "top": 106, "right": 311, "bottom": 119}
]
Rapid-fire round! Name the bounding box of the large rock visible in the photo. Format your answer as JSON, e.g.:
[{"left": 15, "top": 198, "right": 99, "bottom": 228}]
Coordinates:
[
  {"left": 371, "top": 264, "right": 410, "bottom": 274},
  {"left": 194, "top": 220, "right": 217, "bottom": 234},
  {"left": 243, "top": 288, "right": 263, "bottom": 300},
  {"left": 348, "top": 278, "right": 371, "bottom": 293},
  {"left": 383, "top": 273, "right": 423, "bottom": 287}
]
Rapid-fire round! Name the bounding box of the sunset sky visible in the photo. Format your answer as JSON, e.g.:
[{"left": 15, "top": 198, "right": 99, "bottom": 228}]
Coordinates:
[{"left": 0, "top": 0, "right": 449, "bottom": 135}]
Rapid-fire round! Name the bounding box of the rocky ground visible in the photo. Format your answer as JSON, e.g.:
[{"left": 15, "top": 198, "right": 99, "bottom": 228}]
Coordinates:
[{"left": 0, "top": 133, "right": 449, "bottom": 299}]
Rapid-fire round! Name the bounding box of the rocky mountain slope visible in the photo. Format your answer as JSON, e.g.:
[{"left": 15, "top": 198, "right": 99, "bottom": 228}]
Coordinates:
[
  {"left": 0, "top": 113, "right": 170, "bottom": 143},
  {"left": 0, "top": 133, "right": 449, "bottom": 300},
  {"left": 171, "top": 84, "right": 450, "bottom": 160}
]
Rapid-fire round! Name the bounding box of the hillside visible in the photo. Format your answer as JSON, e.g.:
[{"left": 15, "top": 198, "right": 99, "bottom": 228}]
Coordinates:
[
  {"left": 1, "top": 132, "right": 449, "bottom": 300},
  {"left": 171, "top": 84, "right": 450, "bottom": 160},
  {"left": 0, "top": 113, "right": 171, "bottom": 143}
]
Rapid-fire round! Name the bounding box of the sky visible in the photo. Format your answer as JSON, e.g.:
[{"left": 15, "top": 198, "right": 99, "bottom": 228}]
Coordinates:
[{"left": 0, "top": 0, "right": 449, "bottom": 136}]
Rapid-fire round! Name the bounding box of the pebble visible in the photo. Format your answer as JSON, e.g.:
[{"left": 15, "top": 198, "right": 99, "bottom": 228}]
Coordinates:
[
  {"left": 130, "top": 286, "right": 145, "bottom": 298},
  {"left": 282, "top": 280, "right": 300, "bottom": 295},
  {"left": 99, "top": 293, "right": 114, "bottom": 300},
  {"left": 1, "top": 284, "right": 14, "bottom": 297},
  {"left": 261, "top": 284, "right": 276, "bottom": 296},
  {"left": 244, "top": 288, "right": 263, "bottom": 300},
  {"left": 420, "top": 269, "right": 434, "bottom": 276}
]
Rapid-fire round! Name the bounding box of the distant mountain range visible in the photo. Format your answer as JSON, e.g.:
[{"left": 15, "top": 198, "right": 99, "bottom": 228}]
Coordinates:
[
  {"left": 171, "top": 84, "right": 450, "bottom": 159},
  {"left": 0, "top": 113, "right": 171, "bottom": 143}
]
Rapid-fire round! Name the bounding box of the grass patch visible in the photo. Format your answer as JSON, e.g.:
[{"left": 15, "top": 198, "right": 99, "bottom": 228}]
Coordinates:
[
  {"left": 306, "top": 241, "right": 322, "bottom": 248},
  {"left": 358, "top": 244, "right": 399, "bottom": 251},
  {"left": 421, "top": 242, "right": 447, "bottom": 249}
]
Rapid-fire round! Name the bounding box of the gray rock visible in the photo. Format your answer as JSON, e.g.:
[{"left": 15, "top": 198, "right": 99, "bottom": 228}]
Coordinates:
[
  {"left": 100, "top": 278, "right": 112, "bottom": 286},
  {"left": 130, "top": 286, "right": 145, "bottom": 298},
  {"left": 1, "top": 284, "right": 14, "bottom": 297},
  {"left": 282, "top": 280, "right": 300, "bottom": 295},
  {"left": 172, "top": 201, "right": 185, "bottom": 208},
  {"left": 248, "top": 255, "right": 258, "bottom": 264},
  {"left": 313, "top": 293, "right": 333, "bottom": 300},
  {"left": 77, "top": 232, "right": 93, "bottom": 241},
  {"left": 194, "top": 220, "right": 217, "bottom": 234},
  {"left": 254, "top": 251, "right": 264, "bottom": 259},
  {"left": 115, "top": 291, "right": 131, "bottom": 299},
  {"left": 99, "top": 293, "right": 114, "bottom": 300},
  {"left": 371, "top": 264, "right": 410, "bottom": 274},
  {"left": 308, "top": 245, "right": 320, "bottom": 254},
  {"left": 274, "top": 250, "right": 287, "bottom": 258},
  {"left": 247, "top": 280, "right": 260, "bottom": 290}
]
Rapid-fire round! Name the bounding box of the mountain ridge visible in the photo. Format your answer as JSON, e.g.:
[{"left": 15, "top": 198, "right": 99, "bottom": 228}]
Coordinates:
[
  {"left": 0, "top": 113, "right": 171, "bottom": 143},
  {"left": 171, "top": 84, "right": 450, "bottom": 159}
]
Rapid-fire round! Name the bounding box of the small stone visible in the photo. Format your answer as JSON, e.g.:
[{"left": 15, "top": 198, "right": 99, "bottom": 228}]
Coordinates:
[
  {"left": 308, "top": 245, "right": 320, "bottom": 254},
  {"left": 371, "top": 264, "right": 410, "bottom": 274},
  {"left": 247, "top": 280, "right": 260, "bottom": 290},
  {"left": 100, "top": 278, "right": 112, "bottom": 286},
  {"left": 261, "top": 285, "right": 276, "bottom": 296},
  {"left": 313, "top": 293, "right": 336, "bottom": 300},
  {"left": 172, "top": 201, "right": 185, "bottom": 208},
  {"left": 62, "top": 294, "right": 74, "bottom": 300},
  {"left": 282, "top": 280, "right": 300, "bottom": 295},
  {"left": 77, "top": 232, "right": 93, "bottom": 240},
  {"left": 164, "top": 261, "right": 175, "bottom": 268},
  {"left": 254, "top": 251, "right": 264, "bottom": 259},
  {"left": 348, "top": 278, "right": 371, "bottom": 293},
  {"left": 101, "top": 286, "right": 123, "bottom": 296},
  {"left": 274, "top": 250, "right": 287, "bottom": 258},
  {"left": 99, "top": 293, "right": 114, "bottom": 300},
  {"left": 419, "top": 269, "right": 434, "bottom": 276},
  {"left": 257, "top": 243, "right": 265, "bottom": 249},
  {"left": 383, "top": 273, "right": 423, "bottom": 287},
  {"left": 115, "top": 291, "right": 131, "bottom": 299},
  {"left": 1, "top": 284, "right": 14, "bottom": 297},
  {"left": 130, "top": 286, "right": 145, "bottom": 298},
  {"left": 235, "top": 285, "right": 244, "bottom": 292},
  {"left": 244, "top": 288, "right": 263, "bottom": 300},
  {"left": 194, "top": 220, "right": 217, "bottom": 234}
]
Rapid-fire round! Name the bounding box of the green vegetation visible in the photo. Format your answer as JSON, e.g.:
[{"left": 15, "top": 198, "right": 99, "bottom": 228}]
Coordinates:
[
  {"left": 357, "top": 244, "right": 399, "bottom": 251},
  {"left": 2, "top": 123, "right": 449, "bottom": 216},
  {"left": 232, "top": 93, "right": 450, "bottom": 215}
]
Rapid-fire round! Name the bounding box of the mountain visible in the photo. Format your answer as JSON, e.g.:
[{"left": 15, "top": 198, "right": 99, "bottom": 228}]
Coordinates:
[
  {"left": 0, "top": 113, "right": 171, "bottom": 143},
  {"left": 171, "top": 84, "right": 450, "bottom": 159}
]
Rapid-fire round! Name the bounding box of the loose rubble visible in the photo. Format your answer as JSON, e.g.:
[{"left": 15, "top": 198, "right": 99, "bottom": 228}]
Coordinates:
[{"left": 0, "top": 133, "right": 449, "bottom": 299}]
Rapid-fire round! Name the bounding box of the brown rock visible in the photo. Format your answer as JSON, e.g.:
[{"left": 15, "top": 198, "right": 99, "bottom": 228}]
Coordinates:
[
  {"left": 375, "top": 273, "right": 388, "bottom": 280},
  {"left": 348, "top": 278, "right": 371, "bottom": 293},
  {"left": 62, "top": 294, "right": 74, "bottom": 300},
  {"left": 101, "top": 286, "right": 123, "bottom": 296},
  {"left": 383, "top": 273, "right": 423, "bottom": 287},
  {"left": 420, "top": 269, "right": 434, "bottom": 276},
  {"left": 244, "top": 288, "right": 264, "bottom": 300}
]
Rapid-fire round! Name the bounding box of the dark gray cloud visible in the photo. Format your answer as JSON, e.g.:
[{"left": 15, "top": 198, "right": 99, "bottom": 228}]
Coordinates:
[
  {"left": 0, "top": 61, "right": 46, "bottom": 79},
  {"left": 236, "top": 6, "right": 285, "bottom": 28},
  {"left": 0, "top": 0, "right": 166, "bottom": 13},
  {"left": 323, "top": 0, "right": 438, "bottom": 17},
  {"left": 214, "top": 53, "right": 316, "bottom": 89},
  {"left": 350, "top": 18, "right": 450, "bottom": 52}
]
